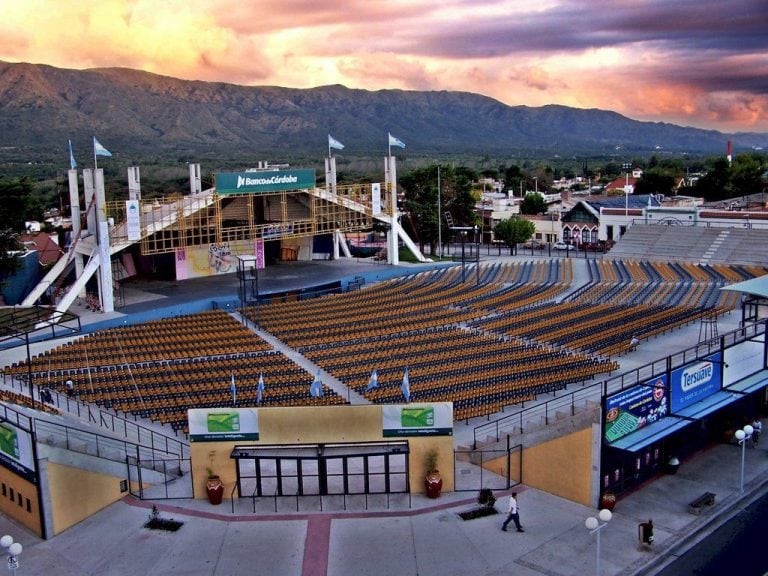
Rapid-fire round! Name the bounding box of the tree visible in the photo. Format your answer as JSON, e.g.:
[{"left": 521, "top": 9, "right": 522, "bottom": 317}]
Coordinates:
[
  {"left": 400, "top": 164, "right": 477, "bottom": 255},
  {"left": 494, "top": 217, "right": 535, "bottom": 255},
  {"left": 520, "top": 193, "right": 546, "bottom": 215},
  {"left": 634, "top": 170, "right": 676, "bottom": 197},
  {"left": 0, "top": 228, "right": 22, "bottom": 285},
  {"left": 694, "top": 158, "right": 731, "bottom": 201},
  {"left": 0, "top": 177, "right": 36, "bottom": 232},
  {"left": 730, "top": 154, "right": 765, "bottom": 199},
  {"left": 503, "top": 165, "right": 525, "bottom": 197}
]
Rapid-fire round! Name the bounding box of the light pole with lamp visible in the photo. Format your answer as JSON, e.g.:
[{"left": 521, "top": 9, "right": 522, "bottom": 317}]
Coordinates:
[
  {"left": 474, "top": 224, "right": 480, "bottom": 286},
  {"left": 1, "top": 534, "right": 22, "bottom": 575},
  {"left": 622, "top": 163, "right": 632, "bottom": 220},
  {"left": 735, "top": 423, "right": 754, "bottom": 492},
  {"left": 585, "top": 508, "right": 612, "bottom": 576}
]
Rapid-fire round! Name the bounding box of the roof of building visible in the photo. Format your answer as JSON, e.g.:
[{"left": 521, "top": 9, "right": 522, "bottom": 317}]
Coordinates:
[
  {"left": 721, "top": 274, "right": 768, "bottom": 299},
  {"left": 18, "top": 233, "right": 63, "bottom": 266}
]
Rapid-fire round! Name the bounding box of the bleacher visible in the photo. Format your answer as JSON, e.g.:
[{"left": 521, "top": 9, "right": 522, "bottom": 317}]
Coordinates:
[
  {"left": 3, "top": 259, "right": 766, "bottom": 428},
  {"left": 606, "top": 224, "right": 768, "bottom": 266}
]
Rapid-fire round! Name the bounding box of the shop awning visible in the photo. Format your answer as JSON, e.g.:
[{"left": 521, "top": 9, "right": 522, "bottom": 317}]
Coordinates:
[
  {"left": 674, "top": 390, "right": 743, "bottom": 420},
  {"left": 724, "top": 370, "right": 768, "bottom": 395},
  {"left": 607, "top": 416, "right": 691, "bottom": 453}
]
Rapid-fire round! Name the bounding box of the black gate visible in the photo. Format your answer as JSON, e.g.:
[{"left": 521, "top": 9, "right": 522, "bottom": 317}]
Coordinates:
[
  {"left": 127, "top": 456, "right": 193, "bottom": 499},
  {"left": 454, "top": 444, "right": 521, "bottom": 492}
]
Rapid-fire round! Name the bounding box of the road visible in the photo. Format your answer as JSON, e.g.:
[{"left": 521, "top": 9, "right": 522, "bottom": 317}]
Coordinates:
[{"left": 656, "top": 490, "right": 768, "bottom": 576}]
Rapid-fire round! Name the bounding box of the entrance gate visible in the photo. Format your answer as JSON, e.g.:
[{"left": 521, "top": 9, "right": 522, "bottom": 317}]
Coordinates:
[
  {"left": 231, "top": 441, "right": 410, "bottom": 498},
  {"left": 453, "top": 444, "right": 521, "bottom": 492}
]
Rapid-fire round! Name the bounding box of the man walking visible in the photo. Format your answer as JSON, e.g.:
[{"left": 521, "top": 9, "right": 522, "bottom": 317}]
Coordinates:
[{"left": 501, "top": 492, "right": 524, "bottom": 532}]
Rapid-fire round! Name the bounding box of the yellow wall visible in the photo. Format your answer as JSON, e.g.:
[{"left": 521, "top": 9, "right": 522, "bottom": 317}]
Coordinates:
[
  {"left": 0, "top": 468, "right": 41, "bottom": 536},
  {"left": 47, "top": 462, "right": 129, "bottom": 535},
  {"left": 190, "top": 405, "right": 454, "bottom": 500},
  {"left": 522, "top": 428, "right": 593, "bottom": 506}
]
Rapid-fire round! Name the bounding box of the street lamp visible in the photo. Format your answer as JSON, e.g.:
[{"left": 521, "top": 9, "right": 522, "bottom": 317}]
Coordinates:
[
  {"left": 735, "top": 424, "right": 754, "bottom": 492},
  {"left": 622, "top": 163, "right": 632, "bottom": 219},
  {"left": 474, "top": 224, "right": 480, "bottom": 286},
  {"left": 585, "top": 508, "right": 612, "bottom": 576},
  {"left": 1, "top": 534, "right": 22, "bottom": 575}
]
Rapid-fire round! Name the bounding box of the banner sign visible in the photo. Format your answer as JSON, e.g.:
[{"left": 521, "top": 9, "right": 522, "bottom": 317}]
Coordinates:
[
  {"left": 371, "top": 183, "right": 382, "bottom": 214},
  {"left": 0, "top": 422, "right": 36, "bottom": 483},
  {"left": 215, "top": 169, "right": 316, "bottom": 195},
  {"left": 670, "top": 352, "right": 722, "bottom": 412},
  {"left": 382, "top": 403, "right": 453, "bottom": 437},
  {"left": 604, "top": 375, "right": 669, "bottom": 444},
  {"left": 125, "top": 200, "right": 141, "bottom": 241},
  {"left": 188, "top": 408, "right": 259, "bottom": 442}
]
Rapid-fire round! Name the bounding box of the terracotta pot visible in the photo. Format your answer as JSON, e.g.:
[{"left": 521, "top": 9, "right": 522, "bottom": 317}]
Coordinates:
[
  {"left": 206, "top": 476, "right": 224, "bottom": 505},
  {"left": 599, "top": 491, "right": 616, "bottom": 511},
  {"left": 425, "top": 470, "right": 443, "bottom": 499}
]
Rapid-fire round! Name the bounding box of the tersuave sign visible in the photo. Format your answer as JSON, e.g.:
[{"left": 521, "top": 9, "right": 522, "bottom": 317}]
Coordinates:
[
  {"left": 215, "top": 169, "right": 316, "bottom": 195},
  {"left": 670, "top": 352, "right": 722, "bottom": 412}
]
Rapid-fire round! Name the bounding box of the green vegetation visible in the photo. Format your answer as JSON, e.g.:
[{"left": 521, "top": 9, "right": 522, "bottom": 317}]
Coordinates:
[
  {"left": 493, "top": 217, "right": 535, "bottom": 255},
  {"left": 519, "top": 193, "right": 547, "bottom": 214}
]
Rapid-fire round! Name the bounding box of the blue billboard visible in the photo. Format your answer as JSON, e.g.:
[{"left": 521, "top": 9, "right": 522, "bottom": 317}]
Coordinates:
[
  {"left": 604, "top": 374, "right": 669, "bottom": 444},
  {"left": 670, "top": 352, "right": 722, "bottom": 412}
]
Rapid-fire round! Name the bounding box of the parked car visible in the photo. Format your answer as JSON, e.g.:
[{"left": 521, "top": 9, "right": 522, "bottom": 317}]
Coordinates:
[
  {"left": 522, "top": 240, "right": 545, "bottom": 249},
  {"left": 553, "top": 241, "right": 574, "bottom": 250}
]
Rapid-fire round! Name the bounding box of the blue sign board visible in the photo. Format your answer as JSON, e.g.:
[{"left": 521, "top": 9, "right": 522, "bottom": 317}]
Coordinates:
[
  {"left": 670, "top": 352, "right": 722, "bottom": 412},
  {"left": 604, "top": 374, "right": 669, "bottom": 444}
]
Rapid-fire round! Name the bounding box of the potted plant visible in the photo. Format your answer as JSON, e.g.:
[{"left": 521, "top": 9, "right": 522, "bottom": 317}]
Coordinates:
[
  {"left": 205, "top": 467, "right": 224, "bottom": 505},
  {"left": 458, "top": 488, "right": 499, "bottom": 520},
  {"left": 424, "top": 448, "right": 442, "bottom": 499}
]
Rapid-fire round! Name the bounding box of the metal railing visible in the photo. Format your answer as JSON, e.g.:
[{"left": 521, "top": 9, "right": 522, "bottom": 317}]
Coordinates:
[{"left": 472, "top": 319, "right": 767, "bottom": 449}]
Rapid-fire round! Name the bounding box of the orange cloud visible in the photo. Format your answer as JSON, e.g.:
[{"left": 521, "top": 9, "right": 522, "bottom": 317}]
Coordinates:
[{"left": 0, "top": 0, "right": 765, "bottom": 133}]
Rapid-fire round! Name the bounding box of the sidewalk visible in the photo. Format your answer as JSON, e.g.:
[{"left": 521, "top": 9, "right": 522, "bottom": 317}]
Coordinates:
[{"left": 1, "top": 437, "right": 765, "bottom": 576}]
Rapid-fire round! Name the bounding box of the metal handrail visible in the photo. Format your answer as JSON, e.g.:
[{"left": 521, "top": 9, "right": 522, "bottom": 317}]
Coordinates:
[{"left": 472, "top": 318, "right": 766, "bottom": 448}]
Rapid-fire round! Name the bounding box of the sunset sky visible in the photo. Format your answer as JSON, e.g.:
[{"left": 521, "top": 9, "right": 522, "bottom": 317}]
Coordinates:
[{"left": 1, "top": 0, "right": 767, "bottom": 133}]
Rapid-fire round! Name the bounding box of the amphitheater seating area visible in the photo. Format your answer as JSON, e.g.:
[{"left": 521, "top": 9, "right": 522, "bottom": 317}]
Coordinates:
[{"left": 3, "top": 256, "right": 766, "bottom": 428}]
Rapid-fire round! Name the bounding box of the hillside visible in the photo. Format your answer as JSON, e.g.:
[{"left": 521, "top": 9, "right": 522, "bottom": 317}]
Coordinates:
[{"left": 0, "top": 60, "right": 766, "bottom": 163}]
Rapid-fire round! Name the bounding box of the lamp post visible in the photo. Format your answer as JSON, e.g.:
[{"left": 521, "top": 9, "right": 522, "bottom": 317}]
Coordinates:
[
  {"left": 622, "top": 163, "right": 631, "bottom": 219},
  {"left": 735, "top": 424, "right": 754, "bottom": 492},
  {"left": 585, "top": 509, "right": 612, "bottom": 576},
  {"left": 460, "top": 229, "right": 467, "bottom": 282},
  {"left": 474, "top": 224, "right": 480, "bottom": 286},
  {"left": 1, "top": 534, "right": 22, "bottom": 575}
]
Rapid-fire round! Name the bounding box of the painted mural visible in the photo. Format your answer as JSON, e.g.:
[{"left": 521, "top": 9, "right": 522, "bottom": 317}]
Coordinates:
[{"left": 176, "top": 240, "right": 264, "bottom": 279}]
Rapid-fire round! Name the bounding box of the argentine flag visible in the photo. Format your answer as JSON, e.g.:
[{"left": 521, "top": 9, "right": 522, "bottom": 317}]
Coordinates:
[
  {"left": 68, "top": 139, "right": 77, "bottom": 170},
  {"left": 401, "top": 367, "right": 410, "bottom": 403},
  {"left": 257, "top": 372, "right": 265, "bottom": 404},
  {"left": 93, "top": 137, "right": 112, "bottom": 157},
  {"left": 388, "top": 133, "right": 406, "bottom": 149},
  {"left": 328, "top": 134, "right": 345, "bottom": 151},
  {"left": 230, "top": 372, "right": 237, "bottom": 406},
  {"left": 365, "top": 369, "right": 379, "bottom": 391},
  {"left": 310, "top": 370, "right": 323, "bottom": 397}
]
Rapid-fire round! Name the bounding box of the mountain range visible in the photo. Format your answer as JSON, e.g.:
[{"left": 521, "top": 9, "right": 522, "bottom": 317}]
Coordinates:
[{"left": 0, "top": 60, "right": 766, "bottom": 164}]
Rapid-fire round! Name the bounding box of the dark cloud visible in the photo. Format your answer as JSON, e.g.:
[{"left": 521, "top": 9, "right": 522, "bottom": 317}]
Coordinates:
[{"left": 408, "top": 0, "right": 768, "bottom": 58}]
